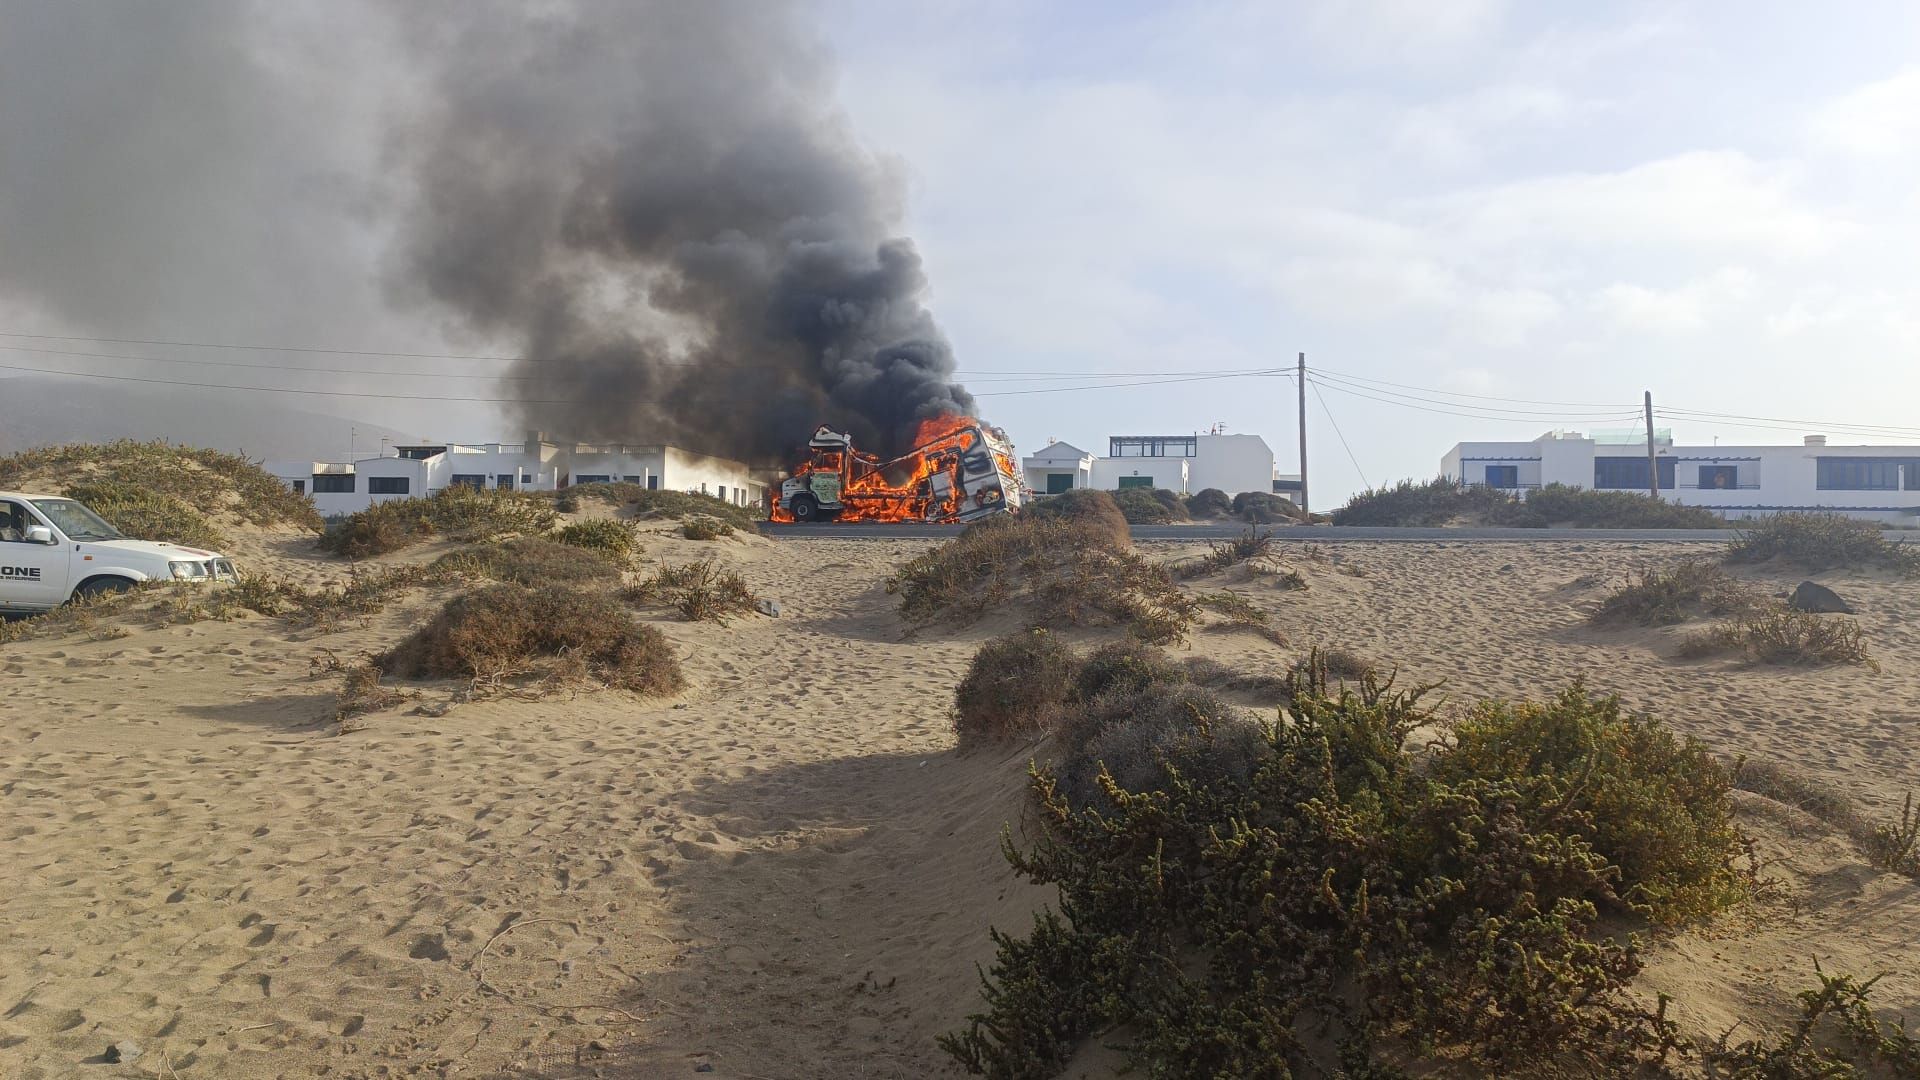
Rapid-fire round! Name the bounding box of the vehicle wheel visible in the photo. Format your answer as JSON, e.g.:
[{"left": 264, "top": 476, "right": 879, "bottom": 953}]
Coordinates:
[
  {"left": 789, "top": 495, "right": 821, "bottom": 522},
  {"left": 74, "top": 576, "right": 136, "bottom": 602}
]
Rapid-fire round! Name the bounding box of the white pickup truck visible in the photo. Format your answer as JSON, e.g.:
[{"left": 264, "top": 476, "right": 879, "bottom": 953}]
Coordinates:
[{"left": 0, "top": 490, "right": 237, "bottom": 614}]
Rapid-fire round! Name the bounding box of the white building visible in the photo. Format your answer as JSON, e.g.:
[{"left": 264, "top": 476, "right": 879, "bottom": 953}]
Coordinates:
[
  {"left": 1024, "top": 433, "right": 1279, "bottom": 497},
  {"left": 1022, "top": 440, "right": 1096, "bottom": 496},
  {"left": 1441, "top": 430, "right": 1920, "bottom": 524},
  {"left": 267, "top": 432, "right": 766, "bottom": 518}
]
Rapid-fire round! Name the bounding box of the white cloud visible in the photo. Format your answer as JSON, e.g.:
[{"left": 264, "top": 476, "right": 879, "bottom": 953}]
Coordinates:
[
  {"left": 1809, "top": 68, "right": 1920, "bottom": 157},
  {"left": 1593, "top": 267, "right": 1756, "bottom": 333}
]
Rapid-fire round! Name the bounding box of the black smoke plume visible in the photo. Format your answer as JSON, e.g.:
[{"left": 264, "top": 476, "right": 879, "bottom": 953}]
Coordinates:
[{"left": 394, "top": 1, "right": 974, "bottom": 461}]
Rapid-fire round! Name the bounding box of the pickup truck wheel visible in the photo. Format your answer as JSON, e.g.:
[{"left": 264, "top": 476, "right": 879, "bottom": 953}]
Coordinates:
[
  {"left": 789, "top": 494, "right": 821, "bottom": 522},
  {"left": 74, "top": 576, "right": 137, "bottom": 602}
]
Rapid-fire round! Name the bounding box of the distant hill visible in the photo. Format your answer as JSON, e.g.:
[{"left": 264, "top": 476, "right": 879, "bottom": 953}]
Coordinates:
[{"left": 0, "top": 374, "right": 414, "bottom": 461}]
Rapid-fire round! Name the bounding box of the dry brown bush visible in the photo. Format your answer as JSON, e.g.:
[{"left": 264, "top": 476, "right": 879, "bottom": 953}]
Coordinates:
[
  {"left": 623, "top": 558, "right": 758, "bottom": 623},
  {"left": 380, "top": 583, "right": 683, "bottom": 694},
  {"left": 952, "top": 630, "right": 1079, "bottom": 748},
  {"left": 891, "top": 510, "right": 1195, "bottom": 644},
  {"left": 433, "top": 537, "right": 621, "bottom": 587},
  {"left": 1589, "top": 559, "right": 1765, "bottom": 627},
  {"left": 1679, "top": 609, "right": 1875, "bottom": 668},
  {"left": 1021, "top": 489, "right": 1132, "bottom": 549}
]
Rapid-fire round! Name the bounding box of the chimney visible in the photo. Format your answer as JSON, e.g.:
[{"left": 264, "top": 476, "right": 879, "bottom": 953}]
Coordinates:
[{"left": 1804, "top": 434, "right": 1827, "bottom": 447}]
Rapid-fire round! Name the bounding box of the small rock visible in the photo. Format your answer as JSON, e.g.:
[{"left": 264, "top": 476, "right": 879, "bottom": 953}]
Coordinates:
[
  {"left": 694, "top": 1064, "right": 715, "bottom": 1073},
  {"left": 1789, "top": 581, "right": 1853, "bottom": 614},
  {"left": 103, "top": 1041, "right": 141, "bottom": 1064},
  {"left": 1498, "top": 563, "right": 1515, "bottom": 573},
  {"left": 411, "top": 700, "right": 454, "bottom": 718},
  {"left": 754, "top": 598, "right": 782, "bottom": 618}
]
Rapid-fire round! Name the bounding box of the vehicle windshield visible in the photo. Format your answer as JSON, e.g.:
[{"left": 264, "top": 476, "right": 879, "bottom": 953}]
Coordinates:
[{"left": 27, "top": 498, "right": 125, "bottom": 541}]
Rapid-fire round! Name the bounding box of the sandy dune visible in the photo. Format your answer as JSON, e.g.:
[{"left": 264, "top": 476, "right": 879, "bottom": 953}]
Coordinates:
[{"left": 2, "top": 529, "right": 1915, "bottom": 1078}]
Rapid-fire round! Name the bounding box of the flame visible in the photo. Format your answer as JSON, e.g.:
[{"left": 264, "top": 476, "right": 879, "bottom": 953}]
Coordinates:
[{"left": 769, "top": 415, "right": 1018, "bottom": 524}]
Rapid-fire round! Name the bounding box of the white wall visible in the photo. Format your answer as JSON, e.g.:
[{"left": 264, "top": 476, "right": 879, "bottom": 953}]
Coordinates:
[
  {"left": 1091, "top": 456, "right": 1189, "bottom": 492},
  {"left": 1189, "top": 434, "right": 1274, "bottom": 496},
  {"left": 663, "top": 446, "right": 762, "bottom": 506},
  {"left": 1441, "top": 434, "right": 1920, "bottom": 523}
]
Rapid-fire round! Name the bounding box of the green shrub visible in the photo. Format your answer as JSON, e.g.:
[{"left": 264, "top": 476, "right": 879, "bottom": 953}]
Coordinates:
[
  {"left": 1590, "top": 559, "right": 1764, "bottom": 626},
  {"left": 1232, "top": 490, "right": 1303, "bottom": 524},
  {"left": 1071, "top": 641, "right": 1189, "bottom": 704},
  {"left": 681, "top": 515, "right": 734, "bottom": 541},
  {"left": 1679, "top": 609, "right": 1875, "bottom": 667},
  {"left": 1333, "top": 478, "right": 1720, "bottom": 529},
  {"left": 1184, "top": 488, "right": 1233, "bottom": 519},
  {"left": 319, "top": 486, "right": 558, "bottom": 558},
  {"left": 1519, "top": 484, "right": 1721, "bottom": 528},
  {"left": 1108, "top": 486, "right": 1187, "bottom": 524},
  {"left": 944, "top": 666, "right": 1753, "bottom": 1076},
  {"left": 0, "top": 439, "right": 322, "bottom": 532},
  {"left": 1725, "top": 511, "right": 1920, "bottom": 575},
  {"left": 61, "top": 479, "right": 227, "bottom": 549},
  {"left": 952, "top": 630, "right": 1080, "bottom": 748},
  {"left": 1023, "top": 489, "right": 1131, "bottom": 549},
  {"left": 1435, "top": 685, "right": 1750, "bottom": 924},
  {"left": 1707, "top": 964, "right": 1920, "bottom": 1077},
  {"left": 890, "top": 512, "right": 1195, "bottom": 645},
  {"left": 380, "top": 583, "right": 682, "bottom": 694},
  {"left": 432, "top": 537, "right": 622, "bottom": 587},
  {"left": 555, "top": 518, "right": 637, "bottom": 559}
]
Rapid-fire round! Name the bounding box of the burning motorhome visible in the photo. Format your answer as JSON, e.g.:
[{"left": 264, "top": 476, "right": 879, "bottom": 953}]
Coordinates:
[{"left": 770, "top": 417, "right": 1023, "bottom": 523}]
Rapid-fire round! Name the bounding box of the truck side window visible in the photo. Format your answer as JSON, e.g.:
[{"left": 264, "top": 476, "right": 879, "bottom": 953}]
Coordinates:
[{"left": 0, "top": 500, "right": 29, "bottom": 543}]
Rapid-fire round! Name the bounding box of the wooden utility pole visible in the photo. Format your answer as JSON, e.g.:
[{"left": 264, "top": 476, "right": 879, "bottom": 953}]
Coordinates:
[
  {"left": 1297, "top": 352, "right": 1309, "bottom": 514},
  {"left": 1644, "top": 390, "right": 1659, "bottom": 500}
]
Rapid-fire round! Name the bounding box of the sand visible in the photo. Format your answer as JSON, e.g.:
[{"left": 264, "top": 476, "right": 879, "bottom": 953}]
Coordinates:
[{"left": 2, "top": 527, "right": 1916, "bottom": 1078}]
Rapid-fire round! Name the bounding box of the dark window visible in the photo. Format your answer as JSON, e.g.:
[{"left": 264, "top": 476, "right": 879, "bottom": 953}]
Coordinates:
[
  {"left": 451, "top": 474, "right": 485, "bottom": 489},
  {"left": 1817, "top": 457, "right": 1914, "bottom": 491},
  {"left": 574, "top": 474, "right": 612, "bottom": 485},
  {"left": 311, "top": 474, "right": 354, "bottom": 493},
  {"left": 1108, "top": 435, "right": 1197, "bottom": 458},
  {"left": 1046, "top": 472, "right": 1075, "bottom": 494},
  {"left": 367, "top": 477, "right": 410, "bottom": 495},
  {"left": 718, "top": 485, "right": 728, "bottom": 501},
  {"left": 496, "top": 474, "right": 516, "bottom": 489},
  {"left": 292, "top": 479, "right": 306, "bottom": 494},
  {"left": 395, "top": 446, "right": 446, "bottom": 460},
  {"left": 647, "top": 475, "right": 660, "bottom": 490},
  {"left": 1116, "top": 475, "right": 1154, "bottom": 489},
  {"left": 1594, "top": 457, "right": 1674, "bottom": 490},
  {"left": 1699, "top": 465, "right": 1738, "bottom": 490},
  {"left": 622, "top": 475, "right": 641, "bottom": 484},
  {"left": 1484, "top": 465, "right": 1519, "bottom": 488}
]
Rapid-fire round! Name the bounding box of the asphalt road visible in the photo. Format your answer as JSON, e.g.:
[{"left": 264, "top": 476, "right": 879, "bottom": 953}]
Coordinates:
[{"left": 763, "top": 523, "right": 1750, "bottom": 543}]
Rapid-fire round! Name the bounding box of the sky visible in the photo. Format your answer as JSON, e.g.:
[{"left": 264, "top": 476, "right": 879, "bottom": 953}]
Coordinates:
[{"left": 2, "top": 1, "right": 1918, "bottom": 503}]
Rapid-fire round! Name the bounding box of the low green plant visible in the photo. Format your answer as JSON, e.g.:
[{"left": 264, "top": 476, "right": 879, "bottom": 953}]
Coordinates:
[
  {"left": 1725, "top": 511, "right": 1920, "bottom": 575},
  {"left": 1707, "top": 963, "right": 1920, "bottom": 1077},
  {"left": 952, "top": 630, "right": 1079, "bottom": 748},
  {"left": 1332, "top": 478, "right": 1721, "bottom": 529},
  {"left": 1590, "top": 558, "right": 1765, "bottom": 627},
  {"left": 1022, "top": 489, "right": 1131, "bottom": 549},
  {"left": 61, "top": 479, "right": 227, "bottom": 549},
  {"left": 1680, "top": 609, "right": 1875, "bottom": 668},
  {"left": 943, "top": 662, "right": 1752, "bottom": 1076}
]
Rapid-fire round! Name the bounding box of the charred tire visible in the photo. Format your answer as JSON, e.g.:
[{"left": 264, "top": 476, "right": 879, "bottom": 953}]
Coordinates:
[
  {"left": 789, "top": 495, "right": 822, "bottom": 522},
  {"left": 74, "top": 576, "right": 137, "bottom": 602}
]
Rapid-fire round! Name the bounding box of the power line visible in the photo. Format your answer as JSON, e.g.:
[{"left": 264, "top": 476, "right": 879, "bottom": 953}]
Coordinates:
[
  {"left": 1658, "top": 407, "right": 1920, "bottom": 440},
  {"left": 0, "top": 344, "right": 546, "bottom": 381},
  {"left": 0, "top": 359, "right": 649, "bottom": 406},
  {"left": 974, "top": 369, "right": 1291, "bottom": 397},
  {"left": 1308, "top": 367, "right": 1639, "bottom": 417},
  {"left": 0, "top": 329, "right": 524, "bottom": 362},
  {"left": 1308, "top": 363, "right": 1640, "bottom": 410},
  {"left": 1309, "top": 377, "right": 1371, "bottom": 491},
  {"left": 1309, "top": 375, "right": 1644, "bottom": 426}
]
